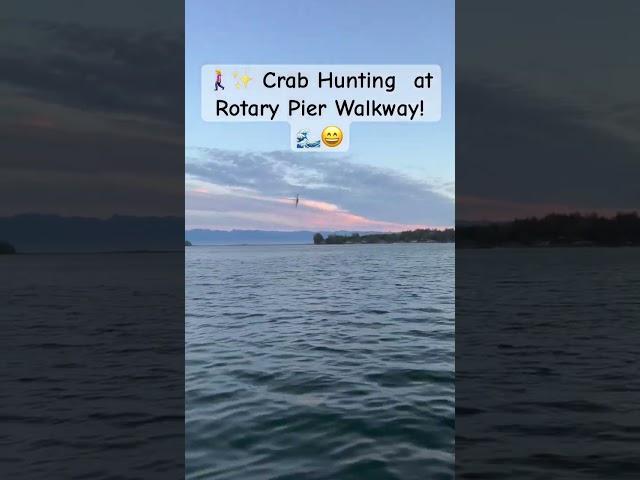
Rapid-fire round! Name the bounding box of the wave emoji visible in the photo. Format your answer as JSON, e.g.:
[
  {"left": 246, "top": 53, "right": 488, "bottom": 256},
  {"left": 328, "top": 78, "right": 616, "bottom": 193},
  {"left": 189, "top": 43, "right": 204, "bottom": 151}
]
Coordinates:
[{"left": 296, "top": 129, "right": 321, "bottom": 148}]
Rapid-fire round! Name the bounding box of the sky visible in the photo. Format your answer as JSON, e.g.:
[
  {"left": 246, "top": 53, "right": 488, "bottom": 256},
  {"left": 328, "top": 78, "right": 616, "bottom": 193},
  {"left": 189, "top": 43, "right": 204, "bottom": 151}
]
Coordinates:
[
  {"left": 185, "top": 0, "right": 455, "bottom": 231},
  {"left": 0, "top": 0, "right": 183, "bottom": 218},
  {"left": 456, "top": 0, "right": 640, "bottom": 220},
  {"left": 7, "top": 1, "right": 633, "bottom": 226}
]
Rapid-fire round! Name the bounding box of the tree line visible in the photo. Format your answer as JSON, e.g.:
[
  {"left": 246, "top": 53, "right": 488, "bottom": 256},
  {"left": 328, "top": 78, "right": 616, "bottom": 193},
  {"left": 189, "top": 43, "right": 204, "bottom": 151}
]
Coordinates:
[
  {"left": 457, "top": 212, "right": 640, "bottom": 247},
  {"left": 313, "top": 228, "right": 455, "bottom": 245}
]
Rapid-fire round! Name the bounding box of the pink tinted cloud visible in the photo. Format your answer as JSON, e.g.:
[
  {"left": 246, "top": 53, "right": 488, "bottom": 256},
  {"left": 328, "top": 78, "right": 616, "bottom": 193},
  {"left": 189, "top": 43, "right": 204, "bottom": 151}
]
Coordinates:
[
  {"left": 19, "top": 115, "right": 55, "bottom": 129},
  {"left": 186, "top": 185, "right": 437, "bottom": 231}
]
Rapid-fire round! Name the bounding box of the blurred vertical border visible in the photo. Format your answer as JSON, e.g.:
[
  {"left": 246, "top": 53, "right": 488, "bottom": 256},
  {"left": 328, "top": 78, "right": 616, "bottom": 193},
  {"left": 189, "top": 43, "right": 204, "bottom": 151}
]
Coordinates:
[
  {"left": 456, "top": 1, "right": 640, "bottom": 478},
  {"left": 0, "top": 1, "right": 185, "bottom": 478}
]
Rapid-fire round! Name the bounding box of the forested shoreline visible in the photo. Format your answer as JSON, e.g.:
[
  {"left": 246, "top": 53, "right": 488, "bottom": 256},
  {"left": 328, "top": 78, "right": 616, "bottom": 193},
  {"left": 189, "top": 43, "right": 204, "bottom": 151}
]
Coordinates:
[{"left": 313, "top": 229, "right": 455, "bottom": 245}]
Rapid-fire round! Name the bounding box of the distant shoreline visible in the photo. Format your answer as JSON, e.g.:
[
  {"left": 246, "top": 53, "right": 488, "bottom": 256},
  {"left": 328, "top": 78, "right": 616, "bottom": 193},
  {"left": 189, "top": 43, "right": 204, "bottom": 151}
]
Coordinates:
[
  {"left": 457, "top": 212, "right": 640, "bottom": 248},
  {"left": 187, "top": 242, "right": 453, "bottom": 247},
  {"left": 313, "top": 229, "right": 455, "bottom": 245},
  {"left": 5, "top": 250, "right": 184, "bottom": 256}
]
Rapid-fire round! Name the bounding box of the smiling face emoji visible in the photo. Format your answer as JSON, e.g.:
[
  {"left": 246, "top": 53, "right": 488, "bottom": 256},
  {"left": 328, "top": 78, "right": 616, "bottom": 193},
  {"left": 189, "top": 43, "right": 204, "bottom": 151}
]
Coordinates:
[{"left": 321, "top": 126, "right": 343, "bottom": 147}]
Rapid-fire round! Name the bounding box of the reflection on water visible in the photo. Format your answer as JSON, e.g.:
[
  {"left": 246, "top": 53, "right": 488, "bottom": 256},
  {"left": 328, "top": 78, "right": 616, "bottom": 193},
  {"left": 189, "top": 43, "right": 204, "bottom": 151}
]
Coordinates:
[{"left": 187, "top": 244, "right": 454, "bottom": 479}]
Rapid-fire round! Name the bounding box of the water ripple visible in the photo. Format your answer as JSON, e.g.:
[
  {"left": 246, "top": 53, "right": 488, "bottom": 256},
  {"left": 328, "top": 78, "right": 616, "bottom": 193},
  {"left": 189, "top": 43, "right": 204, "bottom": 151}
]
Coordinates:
[{"left": 187, "top": 244, "right": 454, "bottom": 479}]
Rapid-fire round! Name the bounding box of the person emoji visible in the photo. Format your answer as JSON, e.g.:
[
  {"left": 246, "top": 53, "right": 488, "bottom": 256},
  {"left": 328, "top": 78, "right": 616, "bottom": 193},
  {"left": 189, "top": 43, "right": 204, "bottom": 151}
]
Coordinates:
[{"left": 214, "top": 69, "right": 225, "bottom": 91}]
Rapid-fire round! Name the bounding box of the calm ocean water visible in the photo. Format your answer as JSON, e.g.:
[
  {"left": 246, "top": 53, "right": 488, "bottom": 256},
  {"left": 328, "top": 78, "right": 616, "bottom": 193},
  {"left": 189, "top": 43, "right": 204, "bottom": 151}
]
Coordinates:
[
  {"left": 456, "top": 248, "right": 640, "bottom": 479},
  {"left": 186, "top": 243, "right": 455, "bottom": 480},
  {"left": 1, "top": 253, "right": 184, "bottom": 478}
]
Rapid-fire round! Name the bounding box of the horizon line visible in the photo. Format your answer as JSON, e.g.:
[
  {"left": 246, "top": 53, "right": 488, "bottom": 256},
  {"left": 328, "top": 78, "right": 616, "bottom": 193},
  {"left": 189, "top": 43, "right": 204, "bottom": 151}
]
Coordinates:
[{"left": 185, "top": 226, "right": 456, "bottom": 232}]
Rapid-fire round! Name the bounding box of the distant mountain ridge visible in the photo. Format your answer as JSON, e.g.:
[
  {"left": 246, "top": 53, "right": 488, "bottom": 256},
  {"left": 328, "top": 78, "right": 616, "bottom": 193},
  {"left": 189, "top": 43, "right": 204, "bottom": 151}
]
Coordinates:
[
  {"left": 0, "top": 214, "right": 183, "bottom": 253},
  {"left": 186, "top": 229, "right": 383, "bottom": 245}
]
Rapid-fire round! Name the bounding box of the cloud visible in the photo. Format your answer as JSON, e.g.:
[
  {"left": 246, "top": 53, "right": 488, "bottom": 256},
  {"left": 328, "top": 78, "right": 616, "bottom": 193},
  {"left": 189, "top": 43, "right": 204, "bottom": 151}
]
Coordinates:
[
  {"left": 185, "top": 148, "right": 454, "bottom": 230},
  {"left": 456, "top": 73, "right": 640, "bottom": 220},
  {"left": 0, "top": 20, "right": 183, "bottom": 124},
  {"left": 186, "top": 188, "right": 429, "bottom": 232},
  {"left": 0, "top": 17, "right": 183, "bottom": 217}
]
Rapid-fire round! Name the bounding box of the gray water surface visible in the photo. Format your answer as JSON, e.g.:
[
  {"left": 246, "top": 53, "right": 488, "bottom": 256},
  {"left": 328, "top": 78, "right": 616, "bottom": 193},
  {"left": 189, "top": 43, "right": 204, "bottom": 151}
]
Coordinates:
[
  {"left": 2, "top": 253, "right": 184, "bottom": 478},
  {"left": 456, "top": 247, "right": 640, "bottom": 479},
  {"left": 186, "top": 243, "right": 454, "bottom": 479}
]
